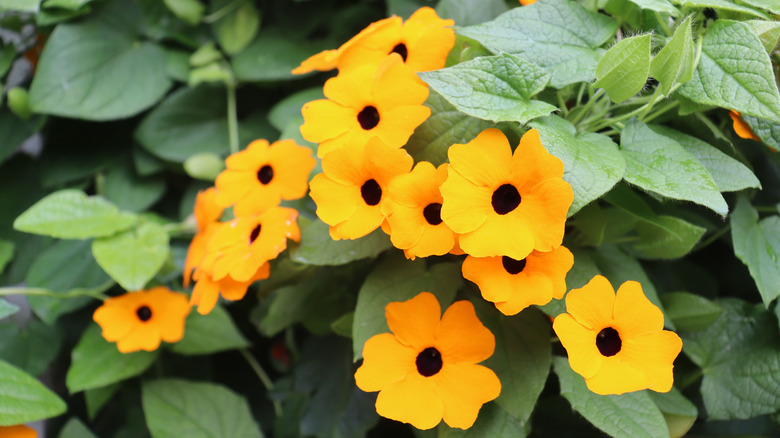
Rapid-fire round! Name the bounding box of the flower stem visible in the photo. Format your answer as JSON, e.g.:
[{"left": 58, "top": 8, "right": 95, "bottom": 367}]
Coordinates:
[
  {"left": 570, "top": 88, "right": 606, "bottom": 127},
  {"left": 0, "top": 282, "right": 112, "bottom": 301},
  {"left": 202, "top": 0, "right": 244, "bottom": 23},
  {"left": 227, "top": 82, "right": 239, "bottom": 155},
  {"left": 692, "top": 224, "right": 731, "bottom": 252},
  {"left": 239, "top": 348, "right": 283, "bottom": 417}
]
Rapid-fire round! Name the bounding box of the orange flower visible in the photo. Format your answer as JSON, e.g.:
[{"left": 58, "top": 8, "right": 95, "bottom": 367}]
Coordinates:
[
  {"left": 190, "top": 264, "right": 270, "bottom": 315},
  {"left": 199, "top": 207, "right": 300, "bottom": 283},
  {"left": 183, "top": 188, "right": 223, "bottom": 288},
  {"left": 215, "top": 139, "right": 316, "bottom": 217},
  {"left": 382, "top": 161, "right": 458, "bottom": 259},
  {"left": 93, "top": 287, "right": 191, "bottom": 353},
  {"left": 440, "top": 128, "right": 573, "bottom": 260},
  {"left": 729, "top": 110, "right": 761, "bottom": 141},
  {"left": 553, "top": 275, "right": 683, "bottom": 395},
  {"left": 309, "top": 139, "right": 413, "bottom": 240},
  {"left": 355, "top": 292, "right": 501, "bottom": 430},
  {"left": 0, "top": 425, "right": 37, "bottom": 438},
  {"left": 292, "top": 7, "right": 455, "bottom": 74},
  {"left": 300, "top": 54, "right": 430, "bottom": 158},
  {"left": 520, "top": 0, "right": 537, "bottom": 5},
  {"left": 462, "top": 246, "right": 573, "bottom": 315}
]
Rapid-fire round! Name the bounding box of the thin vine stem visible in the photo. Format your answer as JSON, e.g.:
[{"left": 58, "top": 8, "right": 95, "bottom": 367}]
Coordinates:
[
  {"left": 570, "top": 88, "right": 606, "bottom": 126},
  {"left": 239, "top": 348, "right": 283, "bottom": 417},
  {"left": 202, "top": 0, "right": 244, "bottom": 23},
  {"left": 0, "top": 283, "right": 111, "bottom": 301},
  {"left": 227, "top": 81, "right": 239, "bottom": 154}
]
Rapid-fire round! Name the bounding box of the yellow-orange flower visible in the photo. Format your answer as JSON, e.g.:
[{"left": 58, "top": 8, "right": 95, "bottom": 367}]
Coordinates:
[
  {"left": 309, "top": 139, "right": 413, "bottom": 240},
  {"left": 462, "top": 246, "right": 573, "bottom": 315},
  {"left": 440, "top": 128, "right": 573, "bottom": 260},
  {"left": 190, "top": 264, "right": 270, "bottom": 315},
  {"left": 215, "top": 139, "right": 316, "bottom": 217},
  {"left": 552, "top": 275, "right": 683, "bottom": 395},
  {"left": 520, "top": 0, "right": 537, "bottom": 5},
  {"left": 0, "top": 425, "right": 36, "bottom": 438},
  {"left": 729, "top": 110, "right": 761, "bottom": 141},
  {"left": 300, "top": 54, "right": 430, "bottom": 158},
  {"left": 199, "top": 207, "right": 300, "bottom": 283},
  {"left": 382, "top": 161, "right": 458, "bottom": 259},
  {"left": 93, "top": 287, "right": 191, "bottom": 353},
  {"left": 183, "top": 188, "right": 223, "bottom": 288},
  {"left": 292, "top": 7, "right": 455, "bottom": 74},
  {"left": 355, "top": 292, "right": 500, "bottom": 430}
]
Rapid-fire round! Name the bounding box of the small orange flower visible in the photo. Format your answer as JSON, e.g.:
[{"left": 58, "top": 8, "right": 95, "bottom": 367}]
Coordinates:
[
  {"left": 215, "top": 139, "right": 316, "bottom": 217},
  {"left": 300, "top": 54, "right": 430, "bottom": 158},
  {"left": 462, "top": 246, "right": 573, "bottom": 315},
  {"left": 292, "top": 7, "right": 455, "bottom": 74},
  {"left": 382, "top": 161, "right": 458, "bottom": 259},
  {"left": 0, "top": 425, "right": 37, "bottom": 438},
  {"left": 553, "top": 275, "right": 683, "bottom": 395},
  {"left": 355, "top": 292, "right": 501, "bottom": 430},
  {"left": 520, "top": 0, "right": 537, "bottom": 5},
  {"left": 199, "top": 206, "right": 300, "bottom": 283},
  {"left": 440, "top": 128, "right": 573, "bottom": 260},
  {"left": 93, "top": 287, "right": 191, "bottom": 353},
  {"left": 190, "top": 264, "right": 270, "bottom": 315},
  {"left": 309, "top": 139, "right": 413, "bottom": 240},
  {"left": 729, "top": 110, "right": 761, "bottom": 141},
  {"left": 183, "top": 188, "right": 223, "bottom": 288}
]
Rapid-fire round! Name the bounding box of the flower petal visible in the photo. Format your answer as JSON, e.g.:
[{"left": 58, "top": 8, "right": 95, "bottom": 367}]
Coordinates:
[
  {"left": 585, "top": 355, "right": 649, "bottom": 395},
  {"left": 375, "top": 373, "right": 444, "bottom": 430},
  {"left": 620, "top": 330, "right": 682, "bottom": 393},
  {"left": 328, "top": 203, "right": 385, "bottom": 240},
  {"left": 461, "top": 256, "right": 513, "bottom": 303},
  {"left": 440, "top": 169, "right": 491, "bottom": 233},
  {"left": 355, "top": 333, "right": 417, "bottom": 392},
  {"left": 300, "top": 99, "right": 355, "bottom": 144},
  {"left": 513, "top": 177, "right": 573, "bottom": 252},
  {"left": 612, "top": 280, "right": 665, "bottom": 338},
  {"left": 386, "top": 292, "right": 440, "bottom": 350},
  {"left": 458, "top": 212, "right": 535, "bottom": 259},
  {"left": 564, "top": 275, "right": 616, "bottom": 331},
  {"left": 552, "top": 313, "right": 603, "bottom": 379},
  {"left": 494, "top": 273, "right": 554, "bottom": 316},
  {"left": 447, "top": 128, "right": 512, "bottom": 188},
  {"left": 309, "top": 174, "right": 360, "bottom": 226},
  {"left": 435, "top": 363, "right": 501, "bottom": 430},
  {"left": 435, "top": 300, "right": 495, "bottom": 364}
]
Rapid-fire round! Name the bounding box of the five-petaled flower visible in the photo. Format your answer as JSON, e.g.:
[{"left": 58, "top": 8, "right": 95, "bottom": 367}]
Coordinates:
[
  {"left": 0, "top": 425, "right": 37, "bottom": 438},
  {"left": 190, "top": 265, "right": 270, "bottom": 315},
  {"left": 440, "top": 128, "right": 573, "bottom": 260},
  {"left": 183, "top": 187, "right": 223, "bottom": 288},
  {"left": 552, "top": 275, "right": 683, "bottom": 395},
  {"left": 93, "top": 287, "right": 191, "bottom": 353},
  {"left": 355, "top": 292, "right": 501, "bottom": 430}
]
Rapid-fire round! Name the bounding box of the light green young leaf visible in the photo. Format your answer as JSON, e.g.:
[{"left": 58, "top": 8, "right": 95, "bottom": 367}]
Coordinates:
[
  {"left": 554, "top": 357, "right": 670, "bottom": 438},
  {"left": 0, "top": 0, "right": 39, "bottom": 11},
  {"left": 683, "top": 299, "right": 780, "bottom": 419},
  {"left": 67, "top": 324, "right": 158, "bottom": 393},
  {"left": 142, "top": 379, "right": 263, "bottom": 438},
  {"left": 14, "top": 189, "right": 138, "bottom": 239},
  {"left": 678, "top": 20, "right": 780, "bottom": 123},
  {"left": 650, "top": 125, "right": 761, "bottom": 191},
  {"left": 531, "top": 115, "right": 626, "bottom": 216},
  {"left": 593, "top": 34, "right": 652, "bottom": 103},
  {"left": 352, "top": 257, "right": 461, "bottom": 360},
  {"left": 458, "top": 0, "right": 618, "bottom": 88},
  {"left": 625, "top": 0, "right": 679, "bottom": 14},
  {"left": 438, "top": 402, "right": 527, "bottom": 438},
  {"left": 211, "top": 0, "right": 260, "bottom": 55},
  {"left": 58, "top": 417, "right": 98, "bottom": 438},
  {"left": 0, "top": 239, "right": 13, "bottom": 275},
  {"left": 290, "top": 218, "right": 391, "bottom": 266},
  {"left": 419, "top": 53, "right": 556, "bottom": 124},
  {"left": 730, "top": 196, "right": 780, "bottom": 306},
  {"left": 92, "top": 221, "right": 170, "bottom": 291},
  {"left": 677, "top": 0, "right": 769, "bottom": 17},
  {"left": 28, "top": 0, "right": 171, "bottom": 120},
  {"left": 745, "top": 20, "right": 780, "bottom": 53},
  {"left": 742, "top": 113, "right": 780, "bottom": 151},
  {"left": 620, "top": 118, "right": 728, "bottom": 216},
  {"left": 163, "top": 0, "right": 204, "bottom": 25},
  {"left": 650, "top": 16, "right": 694, "bottom": 96},
  {"left": 183, "top": 153, "right": 225, "bottom": 181},
  {"left": 435, "top": 0, "right": 509, "bottom": 26},
  {"left": 0, "top": 359, "right": 66, "bottom": 425},
  {"left": 634, "top": 215, "right": 706, "bottom": 259},
  {"left": 660, "top": 292, "right": 723, "bottom": 332},
  {"left": 170, "top": 305, "right": 248, "bottom": 355}
]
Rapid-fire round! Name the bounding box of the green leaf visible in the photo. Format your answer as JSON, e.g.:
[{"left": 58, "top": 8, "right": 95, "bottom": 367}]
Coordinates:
[
  {"left": 650, "top": 125, "right": 761, "bottom": 191},
  {"left": 593, "top": 33, "right": 652, "bottom": 103},
  {"left": 531, "top": 115, "right": 626, "bottom": 216},
  {"left": 634, "top": 215, "right": 706, "bottom": 259},
  {"left": 211, "top": 0, "right": 260, "bottom": 55},
  {"left": 14, "top": 189, "right": 138, "bottom": 239},
  {"left": 183, "top": 152, "right": 225, "bottom": 181},
  {"left": 0, "top": 300, "right": 18, "bottom": 319},
  {"left": 660, "top": 291, "right": 723, "bottom": 332},
  {"left": 0, "top": 0, "right": 39, "bottom": 12},
  {"left": 0, "top": 359, "right": 66, "bottom": 425},
  {"left": 0, "top": 239, "right": 13, "bottom": 275},
  {"left": 458, "top": 0, "right": 618, "bottom": 88},
  {"left": 169, "top": 304, "right": 249, "bottom": 355},
  {"left": 290, "top": 218, "right": 392, "bottom": 266},
  {"left": 603, "top": 183, "right": 679, "bottom": 235},
  {"left": 330, "top": 312, "right": 353, "bottom": 338},
  {"left": 474, "top": 302, "right": 551, "bottom": 425},
  {"left": 624, "top": 0, "right": 679, "bottom": 14},
  {"left": 742, "top": 113, "right": 780, "bottom": 151},
  {"left": 67, "top": 323, "right": 158, "bottom": 393},
  {"left": 0, "top": 43, "right": 14, "bottom": 77},
  {"left": 730, "top": 196, "right": 780, "bottom": 306},
  {"left": 28, "top": 0, "right": 171, "bottom": 120},
  {"left": 58, "top": 417, "right": 98, "bottom": 438},
  {"left": 678, "top": 20, "right": 780, "bottom": 123},
  {"left": 553, "top": 357, "right": 670, "bottom": 438},
  {"left": 352, "top": 257, "right": 461, "bottom": 360},
  {"left": 682, "top": 298, "right": 780, "bottom": 420},
  {"left": 438, "top": 402, "right": 527, "bottom": 438},
  {"left": 648, "top": 388, "right": 697, "bottom": 437},
  {"left": 620, "top": 118, "right": 727, "bottom": 216},
  {"left": 419, "top": 53, "right": 556, "bottom": 124},
  {"left": 745, "top": 19, "right": 780, "bottom": 53},
  {"left": 0, "top": 107, "right": 39, "bottom": 165},
  {"left": 257, "top": 275, "right": 321, "bottom": 337},
  {"left": 232, "top": 32, "right": 323, "bottom": 82},
  {"left": 268, "top": 87, "right": 323, "bottom": 131},
  {"left": 676, "top": 0, "right": 769, "bottom": 17},
  {"left": 142, "top": 379, "right": 263, "bottom": 438},
  {"left": 92, "top": 221, "right": 170, "bottom": 291},
  {"left": 0, "top": 320, "right": 63, "bottom": 376},
  {"left": 104, "top": 162, "right": 166, "bottom": 213},
  {"left": 435, "top": 0, "right": 509, "bottom": 26},
  {"left": 650, "top": 16, "right": 694, "bottom": 96},
  {"left": 163, "top": 0, "right": 204, "bottom": 25},
  {"left": 85, "top": 383, "right": 120, "bottom": 420}
]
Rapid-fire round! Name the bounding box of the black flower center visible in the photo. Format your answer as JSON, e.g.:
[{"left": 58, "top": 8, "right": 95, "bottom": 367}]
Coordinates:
[
  {"left": 502, "top": 256, "right": 527, "bottom": 275},
  {"left": 136, "top": 306, "right": 152, "bottom": 322},
  {"left": 416, "top": 347, "right": 443, "bottom": 377},
  {"left": 257, "top": 165, "right": 274, "bottom": 185},
  {"left": 423, "top": 203, "right": 443, "bottom": 225},
  {"left": 491, "top": 184, "right": 521, "bottom": 215},
  {"left": 249, "top": 224, "right": 262, "bottom": 244},
  {"left": 596, "top": 327, "right": 622, "bottom": 357},
  {"left": 390, "top": 43, "right": 408, "bottom": 62},
  {"left": 357, "top": 106, "right": 380, "bottom": 130},
  {"left": 360, "top": 179, "right": 382, "bottom": 206}
]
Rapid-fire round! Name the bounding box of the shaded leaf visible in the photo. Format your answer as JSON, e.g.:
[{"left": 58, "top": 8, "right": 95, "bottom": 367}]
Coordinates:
[
  {"left": 170, "top": 304, "right": 249, "bottom": 355},
  {"left": 730, "top": 196, "right": 780, "bottom": 306},
  {"left": 0, "top": 359, "right": 66, "bottom": 425},
  {"left": 290, "top": 218, "right": 391, "bottom": 266}
]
